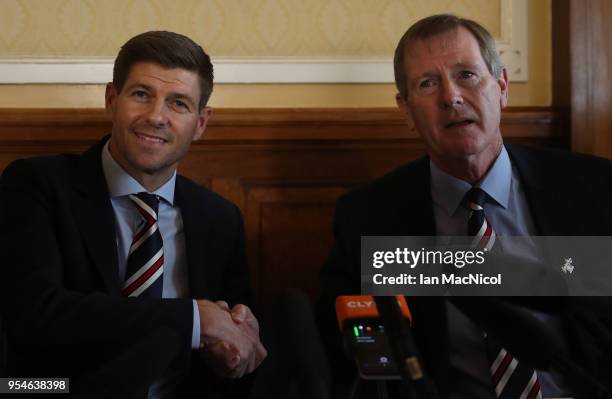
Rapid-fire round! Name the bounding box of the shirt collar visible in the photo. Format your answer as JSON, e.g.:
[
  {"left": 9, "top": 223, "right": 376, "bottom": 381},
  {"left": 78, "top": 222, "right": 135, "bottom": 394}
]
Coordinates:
[
  {"left": 101, "top": 140, "right": 176, "bottom": 205},
  {"left": 430, "top": 146, "right": 511, "bottom": 216},
  {"left": 479, "top": 146, "right": 511, "bottom": 209}
]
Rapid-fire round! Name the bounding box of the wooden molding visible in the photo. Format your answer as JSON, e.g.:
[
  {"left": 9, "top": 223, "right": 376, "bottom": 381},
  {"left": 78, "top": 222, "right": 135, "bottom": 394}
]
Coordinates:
[{"left": 0, "top": 106, "right": 568, "bottom": 143}]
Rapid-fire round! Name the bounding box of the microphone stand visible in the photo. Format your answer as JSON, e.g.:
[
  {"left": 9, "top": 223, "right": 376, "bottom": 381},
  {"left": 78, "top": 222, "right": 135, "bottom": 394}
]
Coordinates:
[
  {"left": 374, "top": 296, "right": 439, "bottom": 399},
  {"left": 348, "top": 378, "right": 390, "bottom": 399}
]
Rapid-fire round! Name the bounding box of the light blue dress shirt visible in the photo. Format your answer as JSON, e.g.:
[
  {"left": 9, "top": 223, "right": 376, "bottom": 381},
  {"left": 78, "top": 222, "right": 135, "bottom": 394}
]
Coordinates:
[
  {"left": 101, "top": 142, "right": 200, "bottom": 398},
  {"left": 430, "top": 146, "right": 571, "bottom": 398}
]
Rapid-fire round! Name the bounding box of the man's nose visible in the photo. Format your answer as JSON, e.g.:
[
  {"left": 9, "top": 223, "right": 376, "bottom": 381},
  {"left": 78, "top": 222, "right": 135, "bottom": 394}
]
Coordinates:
[
  {"left": 145, "top": 100, "right": 169, "bottom": 127},
  {"left": 439, "top": 78, "right": 464, "bottom": 109}
]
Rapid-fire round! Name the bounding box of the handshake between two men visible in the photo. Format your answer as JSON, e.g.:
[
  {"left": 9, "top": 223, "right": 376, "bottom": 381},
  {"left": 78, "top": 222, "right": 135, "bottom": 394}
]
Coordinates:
[{"left": 197, "top": 300, "right": 268, "bottom": 378}]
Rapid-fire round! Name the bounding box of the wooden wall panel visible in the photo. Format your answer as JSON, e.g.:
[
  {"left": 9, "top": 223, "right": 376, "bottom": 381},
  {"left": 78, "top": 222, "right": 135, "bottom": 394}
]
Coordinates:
[
  {"left": 0, "top": 107, "right": 569, "bottom": 319},
  {"left": 569, "top": 0, "right": 612, "bottom": 157},
  {"left": 244, "top": 183, "right": 351, "bottom": 319}
]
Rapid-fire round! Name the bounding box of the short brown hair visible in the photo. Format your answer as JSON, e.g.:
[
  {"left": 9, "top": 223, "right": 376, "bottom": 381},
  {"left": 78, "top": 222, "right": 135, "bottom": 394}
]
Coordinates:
[
  {"left": 394, "top": 14, "right": 503, "bottom": 99},
  {"left": 113, "top": 31, "right": 214, "bottom": 109}
]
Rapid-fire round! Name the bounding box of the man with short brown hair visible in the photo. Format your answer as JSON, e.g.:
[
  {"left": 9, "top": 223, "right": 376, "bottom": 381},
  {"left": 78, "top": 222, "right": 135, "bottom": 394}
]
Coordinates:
[{"left": 1, "top": 31, "right": 266, "bottom": 398}]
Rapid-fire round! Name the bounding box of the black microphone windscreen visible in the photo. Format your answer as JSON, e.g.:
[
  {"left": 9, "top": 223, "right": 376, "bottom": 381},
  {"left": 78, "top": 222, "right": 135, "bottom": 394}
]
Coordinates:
[
  {"left": 273, "top": 288, "right": 331, "bottom": 399},
  {"left": 448, "top": 297, "right": 563, "bottom": 370}
]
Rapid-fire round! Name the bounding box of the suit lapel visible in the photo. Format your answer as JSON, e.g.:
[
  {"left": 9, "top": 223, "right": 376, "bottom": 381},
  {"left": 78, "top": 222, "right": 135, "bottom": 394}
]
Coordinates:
[
  {"left": 175, "top": 177, "right": 211, "bottom": 298},
  {"left": 507, "top": 145, "right": 579, "bottom": 235},
  {"left": 390, "top": 157, "right": 436, "bottom": 236},
  {"left": 72, "top": 137, "right": 120, "bottom": 294},
  {"left": 508, "top": 146, "right": 611, "bottom": 377}
]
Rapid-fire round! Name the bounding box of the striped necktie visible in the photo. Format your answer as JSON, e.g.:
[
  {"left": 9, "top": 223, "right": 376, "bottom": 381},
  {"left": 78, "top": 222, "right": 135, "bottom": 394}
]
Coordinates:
[
  {"left": 122, "top": 193, "right": 164, "bottom": 298},
  {"left": 466, "top": 187, "right": 496, "bottom": 251},
  {"left": 465, "top": 187, "right": 542, "bottom": 399}
]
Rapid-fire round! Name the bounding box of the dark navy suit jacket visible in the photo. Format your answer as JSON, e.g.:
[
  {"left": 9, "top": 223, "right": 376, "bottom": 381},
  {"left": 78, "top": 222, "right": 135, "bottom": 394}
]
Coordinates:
[
  {"left": 319, "top": 144, "right": 612, "bottom": 398},
  {"left": 0, "top": 136, "right": 254, "bottom": 398}
]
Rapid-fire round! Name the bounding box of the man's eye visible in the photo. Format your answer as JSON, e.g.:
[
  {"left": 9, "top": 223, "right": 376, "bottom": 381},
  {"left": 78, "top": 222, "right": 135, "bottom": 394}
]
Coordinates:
[
  {"left": 131, "top": 90, "right": 148, "bottom": 99},
  {"left": 419, "top": 79, "right": 436, "bottom": 88},
  {"left": 459, "top": 71, "right": 476, "bottom": 79},
  {"left": 173, "top": 100, "right": 190, "bottom": 112}
]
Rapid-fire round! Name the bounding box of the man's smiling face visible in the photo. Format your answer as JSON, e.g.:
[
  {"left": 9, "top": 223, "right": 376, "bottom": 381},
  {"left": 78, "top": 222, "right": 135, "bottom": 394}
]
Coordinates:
[{"left": 106, "top": 62, "right": 211, "bottom": 190}]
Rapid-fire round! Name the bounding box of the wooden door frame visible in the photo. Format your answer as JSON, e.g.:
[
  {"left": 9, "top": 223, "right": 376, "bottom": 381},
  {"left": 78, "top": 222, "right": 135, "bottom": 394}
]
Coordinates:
[{"left": 556, "top": 0, "right": 612, "bottom": 157}]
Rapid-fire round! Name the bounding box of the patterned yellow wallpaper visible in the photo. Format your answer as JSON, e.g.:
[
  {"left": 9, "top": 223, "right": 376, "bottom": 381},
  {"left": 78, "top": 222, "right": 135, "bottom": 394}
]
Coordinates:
[
  {"left": 1, "top": 0, "right": 501, "bottom": 57},
  {"left": 0, "top": 0, "right": 550, "bottom": 108}
]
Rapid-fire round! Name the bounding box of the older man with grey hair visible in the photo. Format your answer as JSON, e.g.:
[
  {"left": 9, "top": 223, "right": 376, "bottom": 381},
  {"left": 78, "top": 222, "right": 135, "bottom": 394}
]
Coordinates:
[{"left": 320, "top": 14, "right": 612, "bottom": 399}]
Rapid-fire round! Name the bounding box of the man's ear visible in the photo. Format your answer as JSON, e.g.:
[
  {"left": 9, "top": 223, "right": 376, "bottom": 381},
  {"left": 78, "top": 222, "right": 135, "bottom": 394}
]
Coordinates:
[
  {"left": 193, "top": 106, "right": 212, "bottom": 141},
  {"left": 105, "top": 83, "right": 118, "bottom": 114},
  {"left": 497, "top": 67, "right": 509, "bottom": 109},
  {"left": 396, "top": 93, "right": 416, "bottom": 131}
]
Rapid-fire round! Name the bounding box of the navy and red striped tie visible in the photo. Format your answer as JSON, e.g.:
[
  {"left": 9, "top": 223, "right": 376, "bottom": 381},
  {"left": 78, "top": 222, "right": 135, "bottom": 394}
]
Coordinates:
[
  {"left": 122, "top": 193, "right": 164, "bottom": 298},
  {"left": 465, "top": 187, "right": 542, "bottom": 399},
  {"left": 466, "top": 187, "right": 496, "bottom": 251},
  {"left": 486, "top": 337, "right": 542, "bottom": 399}
]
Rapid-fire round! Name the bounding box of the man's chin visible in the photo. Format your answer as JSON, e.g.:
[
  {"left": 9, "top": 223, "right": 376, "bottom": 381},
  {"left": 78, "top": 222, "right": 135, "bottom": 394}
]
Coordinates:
[
  {"left": 446, "top": 138, "right": 500, "bottom": 159},
  {"left": 127, "top": 157, "right": 166, "bottom": 176},
  {"left": 442, "top": 144, "right": 484, "bottom": 159}
]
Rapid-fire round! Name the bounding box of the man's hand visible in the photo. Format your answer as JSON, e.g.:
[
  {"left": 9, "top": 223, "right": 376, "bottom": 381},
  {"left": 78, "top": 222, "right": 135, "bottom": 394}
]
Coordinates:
[
  {"left": 229, "top": 303, "right": 268, "bottom": 374},
  {"left": 196, "top": 300, "right": 267, "bottom": 378}
]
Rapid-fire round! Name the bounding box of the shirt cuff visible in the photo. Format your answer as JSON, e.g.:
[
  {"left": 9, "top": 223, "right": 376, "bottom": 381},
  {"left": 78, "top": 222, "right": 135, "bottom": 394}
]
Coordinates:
[{"left": 191, "top": 299, "right": 201, "bottom": 349}]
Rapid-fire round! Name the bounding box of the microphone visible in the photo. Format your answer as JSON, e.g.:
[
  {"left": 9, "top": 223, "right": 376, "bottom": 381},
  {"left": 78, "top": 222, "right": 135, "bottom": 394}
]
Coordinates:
[
  {"left": 274, "top": 289, "right": 331, "bottom": 399},
  {"left": 335, "top": 295, "right": 411, "bottom": 333},
  {"left": 374, "top": 296, "right": 439, "bottom": 399},
  {"left": 449, "top": 297, "right": 611, "bottom": 399},
  {"left": 73, "top": 326, "right": 182, "bottom": 399},
  {"left": 493, "top": 296, "right": 612, "bottom": 354},
  {"left": 335, "top": 295, "right": 411, "bottom": 379},
  {"left": 336, "top": 296, "right": 438, "bottom": 399}
]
